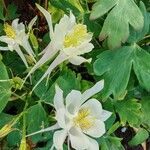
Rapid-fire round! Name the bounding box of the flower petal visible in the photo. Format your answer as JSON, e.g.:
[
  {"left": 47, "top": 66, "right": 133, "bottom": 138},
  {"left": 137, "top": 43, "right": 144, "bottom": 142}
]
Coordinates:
[
  {"left": 87, "top": 137, "right": 99, "bottom": 150},
  {"left": 11, "top": 18, "right": 19, "bottom": 29},
  {"left": 53, "top": 13, "right": 75, "bottom": 50},
  {"left": 100, "top": 110, "right": 112, "bottom": 122},
  {"left": 69, "top": 11, "right": 76, "bottom": 28},
  {"left": 53, "top": 15, "right": 69, "bottom": 50},
  {"left": 64, "top": 42, "right": 94, "bottom": 57},
  {"left": 69, "top": 127, "right": 89, "bottom": 150},
  {"left": 12, "top": 19, "right": 25, "bottom": 32},
  {"left": 28, "top": 16, "right": 37, "bottom": 32},
  {"left": 0, "top": 36, "right": 13, "bottom": 44},
  {"left": 26, "top": 123, "right": 60, "bottom": 137},
  {"left": 54, "top": 85, "right": 64, "bottom": 110},
  {"left": 69, "top": 56, "right": 92, "bottom": 65},
  {"left": 24, "top": 42, "right": 59, "bottom": 84},
  {"left": 36, "top": 4, "right": 54, "bottom": 38},
  {"left": 80, "top": 99, "right": 103, "bottom": 119},
  {"left": 21, "top": 36, "right": 36, "bottom": 62},
  {"left": 32, "top": 52, "right": 68, "bottom": 91},
  {"left": 66, "top": 90, "right": 82, "bottom": 115},
  {"left": 55, "top": 109, "right": 66, "bottom": 128},
  {"left": 84, "top": 119, "right": 106, "bottom": 138},
  {"left": 0, "top": 46, "right": 9, "bottom": 51},
  {"left": 53, "top": 85, "right": 66, "bottom": 128},
  {"left": 15, "top": 45, "right": 28, "bottom": 68},
  {"left": 82, "top": 80, "right": 104, "bottom": 102},
  {"left": 53, "top": 130, "right": 67, "bottom": 150}
]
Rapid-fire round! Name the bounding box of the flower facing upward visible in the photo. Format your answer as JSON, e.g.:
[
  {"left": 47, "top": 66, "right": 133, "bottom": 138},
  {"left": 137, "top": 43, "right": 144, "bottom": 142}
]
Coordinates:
[
  {"left": 27, "top": 80, "right": 112, "bottom": 150},
  {"left": 24, "top": 4, "right": 94, "bottom": 91},
  {"left": 63, "top": 24, "right": 89, "bottom": 48},
  {"left": 73, "top": 107, "right": 95, "bottom": 131},
  {"left": 0, "top": 18, "right": 36, "bottom": 68}
]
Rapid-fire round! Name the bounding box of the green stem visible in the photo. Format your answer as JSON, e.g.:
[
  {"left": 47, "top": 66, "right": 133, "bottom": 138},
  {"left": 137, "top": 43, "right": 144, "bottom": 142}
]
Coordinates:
[
  {"left": 11, "top": 92, "right": 26, "bottom": 101},
  {"left": 22, "top": 112, "right": 26, "bottom": 138},
  {"left": 85, "top": 0, "right": 90, "bottom": 12},
  {"left": 11, "top": 112, "right": 24, "bottom": 126},
  {"left": 21, "top": 95, "right": 29, "bottom": 137}
]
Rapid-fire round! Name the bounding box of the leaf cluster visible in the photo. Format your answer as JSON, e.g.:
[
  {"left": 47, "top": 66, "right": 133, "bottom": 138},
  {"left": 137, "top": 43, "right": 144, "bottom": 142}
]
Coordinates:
[{"left": 0, "top": 0, "right": 150, "bottom": 149}]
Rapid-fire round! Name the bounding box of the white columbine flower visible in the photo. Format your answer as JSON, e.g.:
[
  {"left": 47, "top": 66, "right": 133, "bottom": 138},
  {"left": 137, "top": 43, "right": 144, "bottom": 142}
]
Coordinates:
[
  {"left": 24, "top": 4, "right": 94, "bottom": 90},
  {"left": 0, "top": 18, "right": 36, "bottom": 67},
  {"left": 27, "top": 80, "right": 112, "bottom": 150}
]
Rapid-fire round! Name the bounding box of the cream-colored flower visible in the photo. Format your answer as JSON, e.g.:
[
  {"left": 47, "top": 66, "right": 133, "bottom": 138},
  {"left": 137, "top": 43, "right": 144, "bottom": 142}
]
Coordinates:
[
  {"left": 25, "top": 4, "right": 94, "bottom": 90},
  {"left": 0, "top": 18, "right": 36, "bottom": 67},
  {"left": 27, "top": 80, "right": 112, "bottom": 150}
]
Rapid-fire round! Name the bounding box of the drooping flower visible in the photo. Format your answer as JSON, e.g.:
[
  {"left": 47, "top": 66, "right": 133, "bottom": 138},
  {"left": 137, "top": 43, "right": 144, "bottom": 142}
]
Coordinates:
[
  {"left": 24, "top": 4, "right": 94, "bottom": 90},
  {"left": 27, "top": 80, "right": 112, "bottom": 150},
  {"left": 0, "top": 18, "right": 37, "bottom": 68}
]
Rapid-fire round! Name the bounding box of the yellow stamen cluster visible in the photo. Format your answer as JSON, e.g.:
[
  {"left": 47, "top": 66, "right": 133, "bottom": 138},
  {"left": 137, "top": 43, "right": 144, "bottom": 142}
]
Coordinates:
[
  {"left": 64, "top": 24, "right": 88, "bottom": 48},
  {"left": 74, "top": 108, "right": 94, "bottom": 130},
  {"left": 4, "top": 23, "right": 16, "bottom": 39}
]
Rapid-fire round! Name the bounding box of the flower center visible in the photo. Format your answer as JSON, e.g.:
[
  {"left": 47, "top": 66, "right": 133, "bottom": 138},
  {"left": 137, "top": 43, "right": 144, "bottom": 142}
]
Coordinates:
[
  {"left": 64, "top": 24, "right": 88, "bottom": 48},
  {"left": 73, "top": 108, "right": 94, "bottom": 131},
  {"left": 4, "top": 23, "right": 16, "bottom": 39}
]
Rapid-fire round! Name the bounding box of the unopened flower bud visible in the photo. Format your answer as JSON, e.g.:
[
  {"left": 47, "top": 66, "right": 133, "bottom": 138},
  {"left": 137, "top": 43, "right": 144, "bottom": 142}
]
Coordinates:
[
  {"left": 0, "top": 124, "right": 14, "bottom": 138},
  {"left": 25, "top": 54, "right": 35, "bottom": 66},
  {"left": 12, "top": 77, "right": 23, "bottom": 89}
]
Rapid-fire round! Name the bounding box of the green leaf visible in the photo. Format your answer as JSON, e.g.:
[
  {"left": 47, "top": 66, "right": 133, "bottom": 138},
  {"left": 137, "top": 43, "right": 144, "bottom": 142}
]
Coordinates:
[
  {"left": 0, "top": 1, "right": 4, "bottom": 20},
  {"left": 128, "top": 128, "right": 149, "bottom": 146},
  {"left": 33, "top": 69, "right": 81, "bottom": 103},
  {"left": 133, "top": 46, "right": 150, "bottom": 91},
  {"left": 141, "top": 97, "right": 150, "bottom": 130},
  {"left": 68, "top": 0, "right": 84, "bottom": 13},
  {"left": 99, "top": 136, "right": 124, "bottom": 150},
  {"left": 0, "top": 61, "right": 11, "bottom": 113},
  {"left": 51, "top": 0, "right": 81, "bottom": 15},
  {"left": 94, "top": 45, "right": 150, "bottom": 99},
  {"left": 48, "top": 1, "right": 64, "bottom": 23},
  {"left": 94, "top": 46, "right": 133, "bottom": 99},
  {"left": 83, "top": 13, "right": 102, "bottom": 37},
  {"left": 0, "top": 113, "right": 13, "bottom": 127},
  {"left": 0, "top": 23, "right": 3, "bottom": 33},
  {"left": 107, "top": 122, "right": 121, "bottom": 135},
  {"left": 102, "top": 98, "right": 116, "bottom": 130},
  {"left": 3, "top": 52, "right": 26, "bottom": 76},
  {"left": 26, "top": 103, "right": 50, "bottom": 143},
  {"left": 5, "top": 3, "right": 20, "bottom": 20},
  {"left": 90, "top": 0, "right": 144, "bottom": 48},
  {"left": 114, "top": 99, "right": 141, "bottom": 126},
  {"left": 128, "top": 2, "right": 150, "bottom": 43},
  {"left": 7, "top": 130, "right": 21, "bottom": 147}
]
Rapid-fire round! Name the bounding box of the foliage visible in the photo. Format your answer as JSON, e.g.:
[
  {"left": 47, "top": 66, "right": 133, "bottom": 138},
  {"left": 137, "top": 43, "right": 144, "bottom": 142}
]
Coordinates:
[
  {"left": 0, "top": 0, "right": 149, "bottom": 149},
  {"left": 0, "top": 60, "right": 11, "bottom": 113},
  {"left": 90, "top": 0, "right": 144, "bottom": 49},
  {"left": 94, "top": 45, "right": 150, "bottom": 99}
]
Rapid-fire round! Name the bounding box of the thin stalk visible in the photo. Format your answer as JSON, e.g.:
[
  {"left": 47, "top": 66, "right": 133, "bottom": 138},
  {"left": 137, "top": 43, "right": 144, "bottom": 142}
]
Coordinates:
[
  {"left": 2, "top": 0, "right": 7, "bottom": 13},
  {"left": 44, "top": 0, "right": 48, "bottom": 10},
  {"left": 85, "top": 0, "right": 90, "bottom": 12}
]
